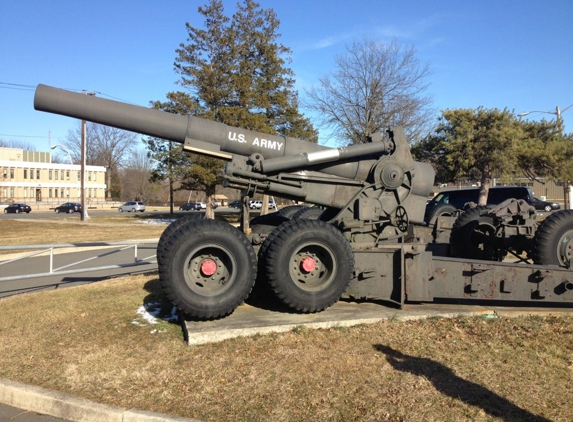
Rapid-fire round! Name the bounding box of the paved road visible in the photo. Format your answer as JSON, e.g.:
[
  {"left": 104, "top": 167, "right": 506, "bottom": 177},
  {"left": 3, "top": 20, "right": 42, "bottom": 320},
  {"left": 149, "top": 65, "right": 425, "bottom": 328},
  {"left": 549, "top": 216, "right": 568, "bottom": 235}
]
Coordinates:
[
  {"left": 0, "top": 403, "right": 64, "bottom": 421},
  {"left": 0, "top": 241, "right": 158, "bottom": 298}
]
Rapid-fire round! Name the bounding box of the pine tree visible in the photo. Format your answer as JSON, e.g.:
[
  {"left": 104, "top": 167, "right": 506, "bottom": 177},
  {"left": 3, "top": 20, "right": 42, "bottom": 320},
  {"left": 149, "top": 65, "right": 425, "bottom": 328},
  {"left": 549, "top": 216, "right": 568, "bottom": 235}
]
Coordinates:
[{"left": 147, "top": 0, "right": 317, "bottom": 217}]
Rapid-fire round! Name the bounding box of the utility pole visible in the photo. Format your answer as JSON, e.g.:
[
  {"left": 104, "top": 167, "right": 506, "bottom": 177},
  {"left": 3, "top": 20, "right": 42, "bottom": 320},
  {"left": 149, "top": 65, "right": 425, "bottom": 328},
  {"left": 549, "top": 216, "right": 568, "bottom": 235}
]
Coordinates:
[{"left": 80, "top": 91, "right": 96, "bottom": 221}]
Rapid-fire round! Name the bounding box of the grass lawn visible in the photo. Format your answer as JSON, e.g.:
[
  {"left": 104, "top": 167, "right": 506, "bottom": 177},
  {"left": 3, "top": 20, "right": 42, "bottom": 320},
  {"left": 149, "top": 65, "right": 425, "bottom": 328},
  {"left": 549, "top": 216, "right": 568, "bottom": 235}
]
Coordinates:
[
  {"left": 0, "top": 273, "right": 572, "bottom": 421},
  {"left": 1, "top": 215, "right": 573, "bottom": 421}
]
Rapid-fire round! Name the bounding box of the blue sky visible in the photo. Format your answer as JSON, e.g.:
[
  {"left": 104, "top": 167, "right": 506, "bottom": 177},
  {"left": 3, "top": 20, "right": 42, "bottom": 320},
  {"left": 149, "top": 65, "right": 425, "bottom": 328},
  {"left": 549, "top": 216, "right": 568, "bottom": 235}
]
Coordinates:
[{"left": 1, "top": 0, "right": 571, "bottom": 151}]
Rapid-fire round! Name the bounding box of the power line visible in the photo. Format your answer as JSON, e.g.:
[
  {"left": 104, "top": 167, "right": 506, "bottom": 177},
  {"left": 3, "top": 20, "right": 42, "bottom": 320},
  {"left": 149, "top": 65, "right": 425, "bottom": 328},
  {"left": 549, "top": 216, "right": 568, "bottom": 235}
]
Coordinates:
[
  {"left": 0, "top": 134, "right": 52, "bottom": 139},
  {"left": 0, "top": 82, "right": 140, "bottom": 105}
]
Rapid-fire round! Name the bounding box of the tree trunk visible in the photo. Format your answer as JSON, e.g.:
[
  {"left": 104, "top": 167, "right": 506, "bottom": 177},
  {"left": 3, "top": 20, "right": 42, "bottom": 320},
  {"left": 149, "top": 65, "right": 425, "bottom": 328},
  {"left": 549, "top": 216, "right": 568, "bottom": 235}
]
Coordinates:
[
  {"left": 205, "top": 185, "right": 217, "bottom": 219},
  {"left": 478, "top": 168, "right": 492, "bottom": 206}
]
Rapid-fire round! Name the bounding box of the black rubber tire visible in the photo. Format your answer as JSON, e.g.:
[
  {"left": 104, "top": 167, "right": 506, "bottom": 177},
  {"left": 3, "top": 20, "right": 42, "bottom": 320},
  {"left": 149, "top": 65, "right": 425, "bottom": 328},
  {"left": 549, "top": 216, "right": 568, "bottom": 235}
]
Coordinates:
[
  {"left": 15, "top": 209, "right": 19, "bottom": 214},
  {"left": 291, "top": 207, "right": 324, "bottom": 220},
  {"left": 158, "top": 219, "right": 257, "bottom": 319},
  {"left": 449, "top": 206, "right": 501, "bottom": 261},
  {"left": 119, "top": 209, "right": 123, "bottom": 212},
  {"left": 55, "top": 209, "right": 60, "bottom": 213},
  {"left": 247, "top": 219, "right": 290, "bottom": 305},
  {"left": 533, "top": 209, "right": 573, "bottom": 267},
  {"left": 424, "top": 203, "right": 457, "bottom": 225},
  {"left": 157, "top": 215, "right": 204, "bottom": 267},
  {"left": 544, "top": 205, "right": 552, "bottom": 212},
  {"left": 68, "top": 209, "right": 74, "bottom": 214},
  {"left": 263, "top": 219, "right": 354, "bottom": 313},
  {"left": 276, "top": 205, "right": 309, "bottom": 219}
]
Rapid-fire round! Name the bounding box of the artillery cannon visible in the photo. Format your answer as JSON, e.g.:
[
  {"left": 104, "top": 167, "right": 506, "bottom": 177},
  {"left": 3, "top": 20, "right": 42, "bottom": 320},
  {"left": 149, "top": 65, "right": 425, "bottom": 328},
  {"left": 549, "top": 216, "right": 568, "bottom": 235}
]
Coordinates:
[{"left": 34, "top": 84, "right": 573, "bottom": 319}]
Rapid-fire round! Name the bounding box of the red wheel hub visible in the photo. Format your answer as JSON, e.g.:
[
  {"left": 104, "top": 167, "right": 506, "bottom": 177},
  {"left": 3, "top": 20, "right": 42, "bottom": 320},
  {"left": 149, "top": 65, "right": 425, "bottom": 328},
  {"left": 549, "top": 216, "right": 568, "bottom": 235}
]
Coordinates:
[
  {"left": 200, "top": 259, "right": 217, "bottom": 276},
  {"left": 300, "top": 256, "right": 316, "bottom": 273}
]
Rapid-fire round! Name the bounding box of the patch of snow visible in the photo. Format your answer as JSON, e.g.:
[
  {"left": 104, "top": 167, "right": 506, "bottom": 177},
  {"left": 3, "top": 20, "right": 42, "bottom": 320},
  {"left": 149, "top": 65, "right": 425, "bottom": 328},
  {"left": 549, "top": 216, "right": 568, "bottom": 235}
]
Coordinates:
[
  {"left": 132, "top": 301, "right": 179, "bottom": 330},
  {"left": 136, "top": 219, "right": 177, "bottom": 225}
]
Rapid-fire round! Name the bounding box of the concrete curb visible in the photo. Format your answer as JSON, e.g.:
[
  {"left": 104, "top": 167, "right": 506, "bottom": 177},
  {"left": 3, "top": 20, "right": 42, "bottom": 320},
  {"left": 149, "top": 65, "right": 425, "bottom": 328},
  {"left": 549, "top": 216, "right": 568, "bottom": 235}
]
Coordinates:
[{"left": 0, "top": 379, "right": 201, "bottom": 422}]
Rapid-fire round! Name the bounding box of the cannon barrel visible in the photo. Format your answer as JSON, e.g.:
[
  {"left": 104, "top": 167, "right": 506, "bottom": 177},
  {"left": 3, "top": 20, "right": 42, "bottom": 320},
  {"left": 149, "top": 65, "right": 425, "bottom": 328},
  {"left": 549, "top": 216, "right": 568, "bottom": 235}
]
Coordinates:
[{"left": 34, "top": 85, "right": 390, "bottom": 179}]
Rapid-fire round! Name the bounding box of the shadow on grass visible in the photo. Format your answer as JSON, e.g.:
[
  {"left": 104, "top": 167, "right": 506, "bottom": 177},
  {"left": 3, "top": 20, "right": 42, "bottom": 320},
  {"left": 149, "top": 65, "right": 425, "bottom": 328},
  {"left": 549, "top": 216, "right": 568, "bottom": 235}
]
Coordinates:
[
  {"left": 374, "top": 345, "right": 551, "bottom": 422},
  {"left": 142, "top": 277, "right": 181, "bottom": 325}
]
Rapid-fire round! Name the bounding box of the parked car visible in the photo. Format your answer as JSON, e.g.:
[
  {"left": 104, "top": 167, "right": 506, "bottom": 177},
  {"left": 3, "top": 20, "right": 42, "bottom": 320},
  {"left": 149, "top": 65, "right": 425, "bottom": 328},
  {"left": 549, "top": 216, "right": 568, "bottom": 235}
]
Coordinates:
[
  {"left": 118, "top": 201, "right": 146, "bottom": 212},
  {"left": 249, "top": 199, "right": 278, "bottom": 210},
  {"left": 229, "top": 200, "right": 241, "bottom": 209},
  {"left": 54, "top": 202, "right": 81, "bottom": 214},
  {"left": 532, "top": 197, "right": 561, "bottom": 212},
  {"left": 249, "top": 200, "right": 263, "bottom": 209},
  {"left": 4, "top": 203, "right": 31, "bottom": 214},
  {"left": 179, "top": 202, "right": 203, "bottom": 211}
]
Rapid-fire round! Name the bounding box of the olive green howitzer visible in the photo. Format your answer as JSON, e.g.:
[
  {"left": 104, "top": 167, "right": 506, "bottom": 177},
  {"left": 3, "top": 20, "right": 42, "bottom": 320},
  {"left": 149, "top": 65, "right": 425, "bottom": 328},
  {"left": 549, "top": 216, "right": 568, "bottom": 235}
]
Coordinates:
[{"left": 34, "top": 84, "right": 435, "bottom": 319}]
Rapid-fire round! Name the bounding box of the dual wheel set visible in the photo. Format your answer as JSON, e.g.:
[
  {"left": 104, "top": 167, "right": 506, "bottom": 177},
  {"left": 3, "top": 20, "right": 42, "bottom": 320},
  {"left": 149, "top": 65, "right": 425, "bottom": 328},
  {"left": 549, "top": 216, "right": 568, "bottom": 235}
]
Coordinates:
[
  {"left": 157, "top": 207, "right": 354, "bottom": 320},
  {"left": 449, "top": 208, "right": 573, "bottom": 268}
]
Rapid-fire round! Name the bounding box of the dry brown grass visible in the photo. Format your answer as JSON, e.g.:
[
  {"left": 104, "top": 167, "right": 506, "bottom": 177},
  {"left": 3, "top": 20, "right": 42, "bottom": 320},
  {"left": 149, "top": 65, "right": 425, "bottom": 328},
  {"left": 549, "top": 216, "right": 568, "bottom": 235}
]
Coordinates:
[
  {"left": 1, "top": 273, "right": 572, "bottom": 422},
  {"left": 1, "top": 214, "right": 572, "bottom": 420},
  {"left": 0, "top": 215, "right": 170, "bottom": 246}
]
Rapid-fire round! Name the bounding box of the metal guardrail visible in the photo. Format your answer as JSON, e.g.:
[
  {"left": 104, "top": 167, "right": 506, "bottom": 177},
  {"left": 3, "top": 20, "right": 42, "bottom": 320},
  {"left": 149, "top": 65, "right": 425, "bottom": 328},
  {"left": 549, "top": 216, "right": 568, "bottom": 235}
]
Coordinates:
[{"left": 0, "top": 241, "right": 158, "bottom": 282}]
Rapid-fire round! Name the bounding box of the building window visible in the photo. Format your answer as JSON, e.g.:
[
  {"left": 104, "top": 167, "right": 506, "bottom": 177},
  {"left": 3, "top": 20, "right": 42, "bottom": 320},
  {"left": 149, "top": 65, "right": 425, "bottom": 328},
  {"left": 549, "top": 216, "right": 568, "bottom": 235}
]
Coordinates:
[
  {"left": 49, "top": 189, "right": 52, "bottom": 198},
  {"left": 88, "top": 172, "right": 91, "bottom": 181},
  {"left": 2, "top": 168, "right": 6, "bottom": 178},
  {"left": 30, "top": 169, "right": 34, "bottom": 180},
  {"left": 60, "top": 170, "right": 64, "bottom": 180},
  {"left": 3, "top": 188, "right": 6, "bottom": 198},
  {"left": 10, "top": 188, "right": 14, "bottom": 198},
  {"left": 76, "top": 172, "right": 80, "bottom": 181},
  {"left": 24, "top": 169, "right": 28, "bottom": 179},
  {"left": 55, "top": 171, "right": 58, "bottom": 180},
  {"left": 49, "top": 170, "right": 52, "bottom": 180},
  {"left": 66, "top": 189, "right": 70, "bottom": 197},
  {"left": 66, "top": 171, "right": 70, "bottom": 180},
  {"left": 37, "top": 169, "right": 40, "bottom": 179},
  {"left": 60, "top": 189, "right": 64, "bottom": 198},
  {"left": 93, "top": 173, "right": 97, "bottom": 182},
  {"left": 55, "top": 189, "right": 58, "bottom": 198},
  {"left": 24, "top": 188, "right": 28, "bottom": 198},
  {"left": 10, "top": 168, "right": 14, "bottom": 179}
]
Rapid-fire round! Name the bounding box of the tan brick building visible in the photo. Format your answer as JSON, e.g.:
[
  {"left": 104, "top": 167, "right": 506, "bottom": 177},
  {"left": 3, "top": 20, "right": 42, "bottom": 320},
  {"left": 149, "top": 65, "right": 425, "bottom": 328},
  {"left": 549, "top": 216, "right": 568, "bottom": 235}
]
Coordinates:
[{"left": 0, "top": 147, "right": 106, "bottom": 207}]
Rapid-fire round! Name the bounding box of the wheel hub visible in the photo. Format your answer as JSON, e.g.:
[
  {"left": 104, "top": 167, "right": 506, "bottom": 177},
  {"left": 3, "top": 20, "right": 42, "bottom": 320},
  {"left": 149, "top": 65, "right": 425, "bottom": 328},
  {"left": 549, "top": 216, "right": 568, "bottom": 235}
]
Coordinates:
[
  {"left": 300, "top": 256, "right": 317, "bottom": 273},
  {"left": 558, "top": 234, "right": 573, "bottom": 266},
  {"left": 200, "top": 258, "right": 218, "bottom": 276}
]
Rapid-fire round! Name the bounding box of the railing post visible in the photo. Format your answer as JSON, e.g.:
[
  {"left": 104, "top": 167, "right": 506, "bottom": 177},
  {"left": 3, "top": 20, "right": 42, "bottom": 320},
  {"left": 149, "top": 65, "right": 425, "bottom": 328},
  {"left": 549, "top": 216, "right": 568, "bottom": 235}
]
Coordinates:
[{"left": 50, "top": 248, "right": 54, "bottom": 274}]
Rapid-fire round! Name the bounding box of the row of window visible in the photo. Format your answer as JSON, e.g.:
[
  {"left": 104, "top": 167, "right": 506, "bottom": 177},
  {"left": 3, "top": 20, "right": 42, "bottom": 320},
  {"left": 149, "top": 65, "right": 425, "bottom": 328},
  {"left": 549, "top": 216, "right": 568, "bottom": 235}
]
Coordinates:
[
  {"left": 2, "top": 188, "right": 101, "bottom": 199},
  {"left": 2, "top": 167, "right": 99, "bottom": 182}
]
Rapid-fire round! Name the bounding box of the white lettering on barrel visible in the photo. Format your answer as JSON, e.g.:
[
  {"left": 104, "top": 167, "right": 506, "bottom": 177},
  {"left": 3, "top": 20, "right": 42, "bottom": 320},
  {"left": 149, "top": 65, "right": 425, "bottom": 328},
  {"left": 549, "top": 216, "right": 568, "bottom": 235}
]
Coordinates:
[
  {"left": 252, "top": 137, "right": 284, "bottom": 151},
  {"left": 228, "top": 132, "right": 247, "bottom": 143}
]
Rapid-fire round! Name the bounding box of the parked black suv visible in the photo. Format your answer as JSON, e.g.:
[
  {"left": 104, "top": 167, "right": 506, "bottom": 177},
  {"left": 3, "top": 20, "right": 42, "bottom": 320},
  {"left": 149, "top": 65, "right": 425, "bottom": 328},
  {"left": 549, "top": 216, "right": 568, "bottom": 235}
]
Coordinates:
[{"left": 424, "top": 186, "right": 534, "bottom": 225}]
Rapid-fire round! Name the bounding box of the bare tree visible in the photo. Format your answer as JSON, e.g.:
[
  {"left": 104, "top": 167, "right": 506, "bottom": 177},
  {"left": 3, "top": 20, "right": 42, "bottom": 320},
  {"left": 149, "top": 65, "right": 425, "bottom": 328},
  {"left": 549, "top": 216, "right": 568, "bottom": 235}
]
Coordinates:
[
  {"left": 119, "top": 148, "right": 155, "bottom": 202},
  {"left": 59, "top": 122, "right": 137, "bottom": 198},
  {"left": 61, "top": 122, "right": 136, "bottom": 167},
  {"left": 0, "top": 138, "right": 37, "bottom": 150},
  {"left": 305, "top": 38, "right": 435, "bottom": 145}
]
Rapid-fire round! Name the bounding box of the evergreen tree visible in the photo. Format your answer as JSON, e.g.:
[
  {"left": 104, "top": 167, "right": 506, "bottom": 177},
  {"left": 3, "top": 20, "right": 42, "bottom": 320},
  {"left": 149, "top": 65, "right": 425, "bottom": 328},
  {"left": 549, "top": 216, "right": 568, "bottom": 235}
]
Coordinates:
[
  {"left": 147, "top": 0, "right": 317, "bottom": 217},
  {"left": 413, "top": 107, "right": 523, "bottom": 204},
  {"left": 516, "top": 119, "right": 573, "bottom": 207}
]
